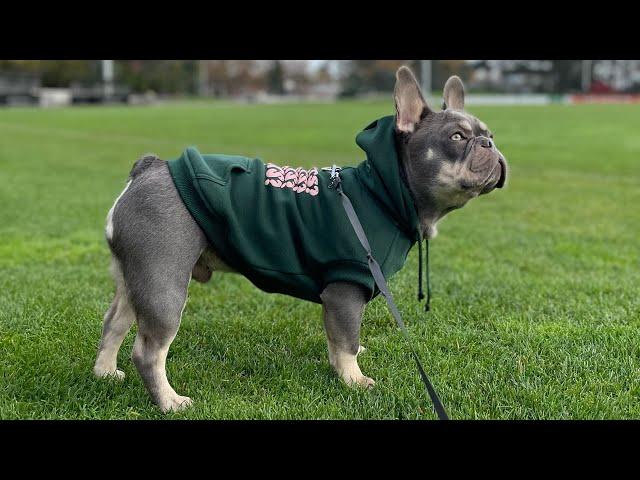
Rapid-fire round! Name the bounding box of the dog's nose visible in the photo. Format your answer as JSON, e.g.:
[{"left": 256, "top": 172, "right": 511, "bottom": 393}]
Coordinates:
[{"left": 479, "top": 137, "right": 493, "bottom": 149}]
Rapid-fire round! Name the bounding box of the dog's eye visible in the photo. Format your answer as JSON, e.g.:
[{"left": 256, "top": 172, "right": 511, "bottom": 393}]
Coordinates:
[{"left": 451, "top": 133, "right": 463, "bottom": 141}]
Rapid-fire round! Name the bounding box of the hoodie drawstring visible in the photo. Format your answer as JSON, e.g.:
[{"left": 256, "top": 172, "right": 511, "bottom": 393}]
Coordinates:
[
  {"left": 425, "top": 239, "right": 431, "bottom": 312},
  {"left": 417, "top": 238, "right": 431, "bottom": 312},
  {"left": 418, "top": 240, "right": 424, "bottom": 301}
]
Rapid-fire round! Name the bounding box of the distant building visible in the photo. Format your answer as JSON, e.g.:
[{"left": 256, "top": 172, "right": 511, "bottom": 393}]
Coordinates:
[
  {"left": 466, "top": 60, "right": 640, "bottom": 94},
  {"left": 467, "top": 60, "right": 555, "bottom": 93},
  {"left": 306, "top": 80, "right": 340, "bottom": 100},
  {"left": 0, "top": 72, "right": 40, "bottom": 105},
  {"left": 69, "top": 82, "right": 129, "bottom": 104},
  {"left": 591, "top": 60, "right": 640, "bottom": 93}
]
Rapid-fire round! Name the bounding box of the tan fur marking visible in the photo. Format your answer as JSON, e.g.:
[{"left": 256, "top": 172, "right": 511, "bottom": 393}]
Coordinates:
[
  {"left": 459, "top": 120, "right": 473, "bottom": 132},
  {"left": 327, "top": 341, "right": 374, "bottom": 388}
]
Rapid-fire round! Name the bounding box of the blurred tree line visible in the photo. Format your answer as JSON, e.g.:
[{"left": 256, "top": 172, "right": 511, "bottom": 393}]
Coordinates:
[
  {"left": 0, "top": 60, "right": 476, "bottom": 96},
  {"left": 0, "top": 60, "right": 211, "bottom": 93},
  {"left": 0, "top": 60, "right": 102, "bottom": 87},
  {"left": 1, "top": 60, "right": 635, "bottom": 96},
  {"left": 0, "top": 60, "right": 314, "bottom": 96},
  {"left": 337, "top": 60, "right": 474, "bottom": 96}
]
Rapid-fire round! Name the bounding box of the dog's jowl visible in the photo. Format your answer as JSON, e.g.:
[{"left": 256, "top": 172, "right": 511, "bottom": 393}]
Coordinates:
[{"left": 93, "top": 66, "right": 507, "bottom": 412}]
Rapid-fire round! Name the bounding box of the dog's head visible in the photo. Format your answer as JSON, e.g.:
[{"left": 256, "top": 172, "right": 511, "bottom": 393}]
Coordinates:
[{"left": 393, "top": 66, "right": 508, "bottom": 238}]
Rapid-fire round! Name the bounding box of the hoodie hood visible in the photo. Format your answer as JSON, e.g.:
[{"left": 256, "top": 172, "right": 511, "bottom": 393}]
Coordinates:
[{"left": 355, "top": 115, "right": 420, "bottom": 241}]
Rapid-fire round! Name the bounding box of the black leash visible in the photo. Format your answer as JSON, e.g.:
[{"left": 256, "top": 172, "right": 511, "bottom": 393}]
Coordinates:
[{"left": 327, "top": 166, "right": 449, "bottom": 420}]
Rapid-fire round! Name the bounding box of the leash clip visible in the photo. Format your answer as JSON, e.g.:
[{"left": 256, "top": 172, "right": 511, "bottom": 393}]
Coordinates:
[{"left": 322, "top": 165, "right": 342, "bottom": 189}]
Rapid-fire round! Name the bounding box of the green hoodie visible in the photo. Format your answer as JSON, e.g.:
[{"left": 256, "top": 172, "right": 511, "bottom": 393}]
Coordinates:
[{"left": 167, "top": 115, "right": 420, "bottom": 304}]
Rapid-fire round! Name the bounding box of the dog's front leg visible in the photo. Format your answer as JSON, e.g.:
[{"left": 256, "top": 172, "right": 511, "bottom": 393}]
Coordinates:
[{"left": 320, "top": 282, "right": 374, "bottom": 388}]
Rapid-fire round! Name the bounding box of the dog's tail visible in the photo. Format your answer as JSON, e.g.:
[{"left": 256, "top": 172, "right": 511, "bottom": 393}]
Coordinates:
[
  {"left": 129, "top": 153, "right": 162, "bottom": 179},
  {"left": 104, "top": 154, "right": 162, "bottom": 249}
]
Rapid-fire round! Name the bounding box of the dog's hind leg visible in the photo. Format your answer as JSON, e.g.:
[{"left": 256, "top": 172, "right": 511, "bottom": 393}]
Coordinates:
[
  {"left": 93, "top": 258, "right": 135, "bottom": 380},
  {"left": 107, "top": 159, "right": 208, "bottom": 412},
  {"left": 130, "top": 275, "right": 192, "bottom": 413}
]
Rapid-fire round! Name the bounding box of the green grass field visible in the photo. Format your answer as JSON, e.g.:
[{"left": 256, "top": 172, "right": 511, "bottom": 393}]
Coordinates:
[{"left": 1, "top": 100, "right": 638, "bottom": 419}]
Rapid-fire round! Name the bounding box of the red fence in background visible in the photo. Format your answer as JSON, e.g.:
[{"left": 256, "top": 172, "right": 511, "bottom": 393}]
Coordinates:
[{"left": 568, "top": 94, "right": 640, "bottom": 104}]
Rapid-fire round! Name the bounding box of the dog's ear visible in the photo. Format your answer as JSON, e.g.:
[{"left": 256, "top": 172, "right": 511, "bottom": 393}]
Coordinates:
[
  {"left": 394, "top": 66, "right": 431, "bottom": 133},
  {"left": 442, "top": 75, "right": 465, "bottom": 110}
]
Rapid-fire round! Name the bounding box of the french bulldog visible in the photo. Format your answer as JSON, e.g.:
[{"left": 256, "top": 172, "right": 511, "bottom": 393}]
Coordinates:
[{"left": 93, "top": 66, "right": 507, "bottom": 412}]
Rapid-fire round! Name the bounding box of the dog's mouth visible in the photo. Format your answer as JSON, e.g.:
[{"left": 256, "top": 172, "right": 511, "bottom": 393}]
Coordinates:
[
  {"left": 477, "top": 157, "right": 507, "bottom": 194},
  {"left": 495, "top": 157, "right": 507, "bottom": 189}
]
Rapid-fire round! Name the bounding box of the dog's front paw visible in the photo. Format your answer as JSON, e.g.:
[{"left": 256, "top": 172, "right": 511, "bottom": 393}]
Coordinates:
[
  {"left": 337, "top": 367, "right": 376, "bottom": 389},
  {"left": 94, "top": 367, "right": 126, "bottom": 381},
  {"left": 330, "top": 349, "right": 375, "bottom": 389},
  {"left": 345, "top": 374, "right": 376, "bottom": 389},
  {"left": 158, "top": 394, "right": 193, "bottom": 413}
]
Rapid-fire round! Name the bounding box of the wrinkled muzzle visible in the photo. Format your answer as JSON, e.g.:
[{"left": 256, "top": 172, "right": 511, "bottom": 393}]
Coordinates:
[{"left": 463, "top": 139, "right": 507, "bottom": 194}]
